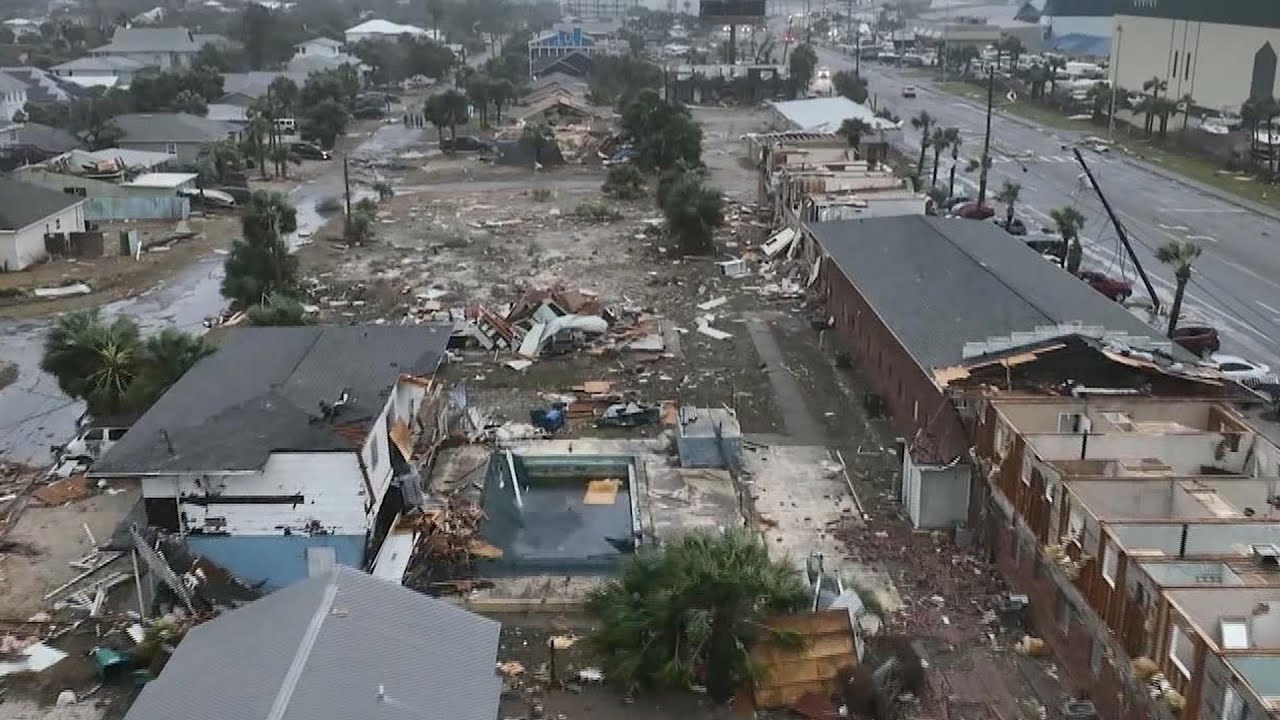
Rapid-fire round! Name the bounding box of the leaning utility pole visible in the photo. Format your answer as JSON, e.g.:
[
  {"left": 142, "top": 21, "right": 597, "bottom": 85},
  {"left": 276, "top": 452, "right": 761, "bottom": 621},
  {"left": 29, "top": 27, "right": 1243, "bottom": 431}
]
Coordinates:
[{"left": 977, "top": 67, "right": 994, "bottom": 206}]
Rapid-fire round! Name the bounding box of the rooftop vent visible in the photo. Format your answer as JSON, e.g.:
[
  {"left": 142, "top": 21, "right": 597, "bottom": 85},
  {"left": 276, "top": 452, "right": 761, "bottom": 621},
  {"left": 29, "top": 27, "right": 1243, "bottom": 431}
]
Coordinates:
[{"left": 1251, "top": 544, "right": 1280, "bottom": 569}]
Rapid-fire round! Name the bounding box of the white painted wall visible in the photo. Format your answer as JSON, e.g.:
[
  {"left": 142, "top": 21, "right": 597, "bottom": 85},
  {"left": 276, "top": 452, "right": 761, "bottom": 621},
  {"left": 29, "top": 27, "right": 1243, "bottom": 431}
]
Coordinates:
[
  {"left": 295, "top": 39, "right": 343, "bottom": 57},
  {"left": 0, "top": 87, "right": 27, "bottom": 124},
  {"left": 361, "top": 378, "right": 428, "bottom": 518},
  {"left": 0, "top": 201, "right": 85, "bottom": 271},
  {"left": 141, "top": 452, "right": 368, "bottom": 536},
  {"left": 1112, "top": 14, "right": 1280, "bottom": 112}
]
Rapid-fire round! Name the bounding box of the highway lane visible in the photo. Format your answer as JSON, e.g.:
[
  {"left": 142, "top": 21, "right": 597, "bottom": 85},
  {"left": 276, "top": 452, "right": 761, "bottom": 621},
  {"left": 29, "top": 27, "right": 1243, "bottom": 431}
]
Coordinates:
[{"left": 815, "top": 45, "right": 1280, "bottom": 371}]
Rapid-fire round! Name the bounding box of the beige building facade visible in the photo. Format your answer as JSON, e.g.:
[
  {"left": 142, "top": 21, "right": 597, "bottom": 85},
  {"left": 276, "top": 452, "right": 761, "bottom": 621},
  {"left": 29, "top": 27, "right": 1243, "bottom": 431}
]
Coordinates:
[{"left": 1111, "top": 1, "right": 1280, "bottom": 113}]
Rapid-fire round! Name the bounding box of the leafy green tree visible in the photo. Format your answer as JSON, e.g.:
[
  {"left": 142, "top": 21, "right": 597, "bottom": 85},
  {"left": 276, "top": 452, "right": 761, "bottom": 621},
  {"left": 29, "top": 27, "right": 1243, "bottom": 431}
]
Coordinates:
[
  {"left": 1156, "top": 239, "right": 1202, "bottom": 336},
  {"left": 602, "top": 163, "right": 645, "bottom": 199},
  {"left": 172, "top": 90, "right": 207, "bottom": 116},
  {"left": 222, "top": 192, "right": 299, "bottom": 308},
  {"left": 300, "top": 68, "right": 360, "bottom": 111},
  {"left": 658, "top": 167, "right": 724, "bottom": 255},
  {"left": 427, "top": 90, "right": 470, "bottom": 144},
  {"left": 621, "top": 90, "right": 702, "bottom": 172},
  {"left": 302, "top": 98, "right": 351, "bottom": 150},
  {"left": 585, "top": 529, "right": 808, "bottom": 702},
  {"left": 194, "top": 43, "right": 234, "bottom": 72},
  {"left": 588, "top": 55, "right": 664, "bottom": 106},
  {"left": 246, "top": 293, "right": 310, "bottom": 326},
  {"left": 466, "top": 75, "right": 493, "bottom": 126},
  {"left": 831, "top": 70, "right": 868, "bottom": 103},
  {"left": 789, "top": 43, "right": 818, "bottom": 98},
  {"left": 1051, "top": 206, "right": 1086, "bottom": 273},
  {"left": 490, "top": 78, "right": 516, "bottom": 124},
  {"left": 196, "top": 139, "right": 244, "bottom": 186},
  {"left": 522, "top": 122, "right": 555, "bottom": 166}
]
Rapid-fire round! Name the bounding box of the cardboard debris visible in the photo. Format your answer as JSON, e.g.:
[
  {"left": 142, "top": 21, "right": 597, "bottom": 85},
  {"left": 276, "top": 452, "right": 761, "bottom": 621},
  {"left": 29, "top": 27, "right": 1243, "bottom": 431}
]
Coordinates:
[
  {"left": 583, "top": 478, "right": 622, "bottom": 505},
  {"left": 31, "top": 474, "right": 91, "bottom": 506}
]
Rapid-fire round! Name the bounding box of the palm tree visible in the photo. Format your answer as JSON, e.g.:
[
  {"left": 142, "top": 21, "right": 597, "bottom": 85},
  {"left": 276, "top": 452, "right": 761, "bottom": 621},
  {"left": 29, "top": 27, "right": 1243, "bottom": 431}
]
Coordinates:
[
  {"left": 1141, "top": 76, "right": 1168, "bottom": 134},
  {"left": 1177, "top": 92, "right": 1195, "bottom": 133},
  {"left": 1050, "top": 206, "right": 1086, "bottom": 273},
  {"left": 996, "top": 180, "right": 1021, "bottom": 228},
  {"left": 126, "top": 329, "right": 214, "bottom": 409},
  {"left": 41, "top": 310, "right": 141, "bottom": 419},
  {"left": 1047, "top": 56, "right": 1067, "bottom": 96},
  {"left": 490, "top": 78, "right": 516, "bottom": 124},
  {"left": 1154, "top": 96, "right": 1179, "bottom": 138},
  {"left": 268, "top": 143, "right": 300, "bottom": 179},
  {"left": 929, "top": 127, "right": 950, "bottom": 188},
  {"left": 838, "top": 117, "right": 872, "bottom": 158},
  {"left": 585, "top": 529, "right": 808, "bottom": 703},
  {"left": 1156, "top": 239, "right": 1202, "bottom": 336},
  {"left": 522, "top": 122, "right": 555, "bottom": 167},
  {"left": 948, "top": 131, "right": 962, "bottom": 198},
  {"left": 911, "top": 110, "right": 933, "bottom": 181}
]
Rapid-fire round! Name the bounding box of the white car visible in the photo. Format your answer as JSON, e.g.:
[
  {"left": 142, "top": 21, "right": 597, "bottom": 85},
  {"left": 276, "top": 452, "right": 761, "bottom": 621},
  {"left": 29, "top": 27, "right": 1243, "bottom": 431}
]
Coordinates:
[
  {"left": 1209, "top": 354, "right": 1273, "bottom": 383},
  {"left": 902, "top": 85, "right": 917, "bottom": 98},
  {"left": 55, "top": 426, "right": 128, "bottom": 462}
]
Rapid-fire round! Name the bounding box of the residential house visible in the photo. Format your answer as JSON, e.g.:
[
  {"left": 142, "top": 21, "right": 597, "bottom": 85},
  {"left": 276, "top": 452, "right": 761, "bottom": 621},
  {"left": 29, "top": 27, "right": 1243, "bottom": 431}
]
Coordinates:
[
  {"left": 294, "top": 36, "right": 346, "bottom": 57},
  {"left": 0, "top": 176, "right": 87, "bottom": 270},
  {"left": 87, "top": 27, "right": 202, "bottom": 71},
  {"left": 804, "top": 215, "right": 1190, "bottom": 530},
  {"left": 532, "top": 50, "right": 595, "bottom": 79},
  {"left": 123, "top": 566, "right": 502, "bottom": 720},
  {"left": 287, "top": 51, "right": 367, "bottom": 75},
  {"left": 14, "top": 148, "right": 189, "bottom": 221},
  {"left": 111, "top": 113, "right": 237, "bottom": 165},
  {"left": 90, "top": 325, "right": 454, "bottom": 590},
  {"left": 968, "top": 382, "right": 1280, "bottom": 720},
  {"left": 527, "top": 25, "right": 612, "bottom": 74},
  {"left": 1, "top": 66, "right": 78, "bottom": 105},
  {"left": 344, "top": 19, "right": 436, "bottom": 45},
  {"left": 0, "top": 122, "right": 83, "bottom": 169},
  {"left": 219, "top": 70, "right": 309, "bottom": 107},
  {"left": 2, "top": 18, "right": 43, "bottom": 39},
  {"left": 50, "top": 56, "right": 146, "bottom": 87},
  {"left": 767, "top": 96, "right": 899, "bottom": 134},
  {"left": 0, "top": 71, "right": 28, "bottom": 124}
]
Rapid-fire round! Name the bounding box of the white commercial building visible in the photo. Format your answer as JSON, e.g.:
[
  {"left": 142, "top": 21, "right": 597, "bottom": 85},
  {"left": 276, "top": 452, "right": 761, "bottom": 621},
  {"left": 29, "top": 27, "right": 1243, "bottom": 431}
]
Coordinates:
[{"left": 1110, "top": 1, "right": 1280, "bottom": 113}]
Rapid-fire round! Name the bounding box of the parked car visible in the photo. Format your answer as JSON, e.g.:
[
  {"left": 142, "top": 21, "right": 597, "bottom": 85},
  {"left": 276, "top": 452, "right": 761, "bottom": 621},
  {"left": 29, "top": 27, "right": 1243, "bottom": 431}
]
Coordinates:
[
  {"left": 290, "top": 142, "right": 331, "bottom": 160},
  {"left": 1076, "top": 270, "right": 1132, "bottom": 301},
  {"left": 902, "top": 85, "right": 917, "bottom": 98},
  {"left": 439, "top": 135, "right": 495, "bottom": 152},
  {"left": 1209, "top": 354, "right": 1273, "bottom": 383},
  {"left": 953, "top": 202, "right": 995, "bottom": 220},
  {"left": 54, "top": 426, "right": 128, "bottom": 462},
  {"left": 1171, "top": 325, "right": 1221, "bottom": 356}
]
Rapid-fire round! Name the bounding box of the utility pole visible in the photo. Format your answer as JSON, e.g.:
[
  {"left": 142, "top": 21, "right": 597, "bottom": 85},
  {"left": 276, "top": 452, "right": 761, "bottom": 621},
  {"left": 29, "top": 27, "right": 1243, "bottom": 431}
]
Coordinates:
[
  {"left": 1108, "top": 24, "right": 1123, "bottom": 139},
  {"left": 977, "top": 67, "right": 993, "bottom": 207},
  {"left": 342, "top": 154, "right": 352, "bottom": 237}
]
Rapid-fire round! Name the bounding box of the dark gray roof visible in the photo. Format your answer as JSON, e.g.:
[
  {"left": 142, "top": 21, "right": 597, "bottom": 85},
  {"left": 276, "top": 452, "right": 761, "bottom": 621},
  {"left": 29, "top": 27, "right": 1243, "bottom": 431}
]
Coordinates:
[
  {"left": 92, "top": 325, "right": 452, "bottom": 475},
  {"left": 220, "top": 71, "right": 310, "bottom": 102},
  {"left": 122, "top": 566, "right": 502, "bottom": 720},
  {"left": 112, "top": 113, "right": 234, "bottom": 144},
  {"left": 809, "top": 215, "right": 1179, "bottom": 371},
  {"left": 0, "top": 70, "right": 24, "bottom": 94},
  {"left": 1, "top": 66, "right": 77, "bottom": 104},
  {"left": 7, "top": 122, "right": 82, "bottom": 153},
  {"left": 0, "top": 176, "right": 85, "bottom": 230},
  {"left": 94, "top": 27, "right": 200, "bottom": 54}
]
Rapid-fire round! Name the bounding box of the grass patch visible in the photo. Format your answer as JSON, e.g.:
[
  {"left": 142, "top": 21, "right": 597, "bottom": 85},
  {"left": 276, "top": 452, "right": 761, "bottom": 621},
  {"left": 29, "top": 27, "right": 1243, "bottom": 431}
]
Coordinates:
[{"left": 573, "top": 200, "right": 622, "bottom": 222}]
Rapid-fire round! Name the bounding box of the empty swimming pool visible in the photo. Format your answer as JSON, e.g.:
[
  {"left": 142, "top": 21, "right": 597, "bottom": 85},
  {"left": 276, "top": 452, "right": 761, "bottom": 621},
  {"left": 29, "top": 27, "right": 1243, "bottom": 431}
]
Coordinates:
[{"left": 478, "top": 452, "right": 640, "bottom": 575}]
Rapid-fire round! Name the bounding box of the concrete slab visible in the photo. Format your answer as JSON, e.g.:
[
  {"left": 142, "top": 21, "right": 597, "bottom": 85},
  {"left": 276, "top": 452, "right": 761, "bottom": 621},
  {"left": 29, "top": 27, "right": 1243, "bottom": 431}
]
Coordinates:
[{"left": 743, "top": 314, "right": 827, "bottom": 444}]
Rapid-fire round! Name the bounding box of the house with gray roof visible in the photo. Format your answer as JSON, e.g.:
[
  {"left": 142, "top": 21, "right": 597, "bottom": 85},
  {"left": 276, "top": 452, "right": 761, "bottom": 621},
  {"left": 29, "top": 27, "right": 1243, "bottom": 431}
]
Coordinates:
[
  {"left": 0, "top": 176, "right": 86, "bottom": 270},
  {"left": 111, "top": 112, "right": 237, "bottom": 165},
  {"left": 1, "top": 66, "right": 79, "bottom": 105},
  {"left": 50, "top": 55, "right": 147, "bottom": 85},
  {"left": 220, "top": 70, "right": 309, "bottom": 106},
  {"left": 0, "top": 71, "right": 27, "bottom": 124},
  {"left": 87, "top": 26, "right": 201, "bottom": 71},
  {"left": 91, "top": 325, "right": 453, "bottom": 590},
  {"left": 122, "top": 566, "right": 502, "bottom": 720}
]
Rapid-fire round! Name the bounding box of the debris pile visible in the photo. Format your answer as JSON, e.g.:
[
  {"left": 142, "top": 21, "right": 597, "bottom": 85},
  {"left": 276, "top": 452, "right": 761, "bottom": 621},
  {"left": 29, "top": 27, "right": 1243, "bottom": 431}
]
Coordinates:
[{"left": 403, "top": 499, "right": 500, "bottom": 595}]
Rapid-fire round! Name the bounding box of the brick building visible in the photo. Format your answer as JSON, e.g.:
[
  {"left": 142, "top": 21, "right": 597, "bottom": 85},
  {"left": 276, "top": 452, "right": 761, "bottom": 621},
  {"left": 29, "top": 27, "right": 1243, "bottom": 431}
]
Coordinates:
[{"left": 804, "top": 215, "right": 1183, "bottom": 529}]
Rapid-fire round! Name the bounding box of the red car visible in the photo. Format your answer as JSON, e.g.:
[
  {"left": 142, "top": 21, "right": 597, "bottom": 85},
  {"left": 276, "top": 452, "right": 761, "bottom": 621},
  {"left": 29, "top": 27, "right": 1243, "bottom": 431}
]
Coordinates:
[
  {"left": 953, "top": 202, "right": 995, "bottom": 219},
  {"left": 1077, "top": 270, "right": 1133, "bottom": 302},
  {"left": 1171, "top": 326, "right": 1221, "bottom": 356}
]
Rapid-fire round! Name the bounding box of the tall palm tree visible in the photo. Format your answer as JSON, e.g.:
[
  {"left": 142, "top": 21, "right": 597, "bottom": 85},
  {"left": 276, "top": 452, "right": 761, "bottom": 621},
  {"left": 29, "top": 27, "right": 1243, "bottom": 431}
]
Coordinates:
[
  {"left": 929, "top": 127, "right": 950, "bottom": 188},
  {"left": 1047, "top": 56, "right": 1067, "bottom": 96},
  {"left": 996, "top": 180, "right": 1021, "bottom": 228},
  {"left": 948, "top": 131, "right": 963, "bottom": 198},
  {"left": 1156, "top": 239, "right": 1202, "bottom": 336},
  {"left": 1177, "top": 92, "right": 1195, "bottom": 133},
  {"left": 1141, "top": 76, "right": 1168, "bottom": 134},
  {"left": 838, "top": 117, "right": 872, "bottom": 159},
  {"left": 1050, "top": 206, "right": 1086, "bottom": 273},
  {"left": 911, "top": 110, "right": 933, "bottom": 181},
  {"left": 585, "top": 529, "right": 807, "bottom": 703}
]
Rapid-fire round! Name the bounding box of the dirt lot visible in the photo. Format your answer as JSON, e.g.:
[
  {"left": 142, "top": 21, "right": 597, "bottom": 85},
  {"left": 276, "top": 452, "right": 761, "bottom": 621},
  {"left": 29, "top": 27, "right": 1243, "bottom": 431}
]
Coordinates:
[{"left": 0, "top": 215, "right": 239, "bottom": 321}]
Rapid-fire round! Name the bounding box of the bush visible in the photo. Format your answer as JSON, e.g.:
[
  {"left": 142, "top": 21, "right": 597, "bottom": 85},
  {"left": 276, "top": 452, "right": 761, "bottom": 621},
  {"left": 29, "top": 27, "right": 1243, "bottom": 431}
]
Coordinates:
[
  {"left": 573, "top": 200, "right": 622, "bottom": 222},
  {"left": 602, "top": 164, "right": 646, "bottom": 200}
]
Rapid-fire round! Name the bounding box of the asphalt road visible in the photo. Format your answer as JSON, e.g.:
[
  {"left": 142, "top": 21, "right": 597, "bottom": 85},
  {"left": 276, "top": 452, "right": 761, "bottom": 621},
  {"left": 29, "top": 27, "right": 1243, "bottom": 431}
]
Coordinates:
[{"left": 814, "top": 45, "right": 1280, "bottom": 373}]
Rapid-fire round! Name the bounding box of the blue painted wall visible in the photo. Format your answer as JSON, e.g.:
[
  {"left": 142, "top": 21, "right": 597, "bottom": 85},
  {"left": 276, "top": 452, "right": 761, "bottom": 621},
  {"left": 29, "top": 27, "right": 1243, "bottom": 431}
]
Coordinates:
[{"left": 185, "top": 534, "right": 365, "bottom": 591}]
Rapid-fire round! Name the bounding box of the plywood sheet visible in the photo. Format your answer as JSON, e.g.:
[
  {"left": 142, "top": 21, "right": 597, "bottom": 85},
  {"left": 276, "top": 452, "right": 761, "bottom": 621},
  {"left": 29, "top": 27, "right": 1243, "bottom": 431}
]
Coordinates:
[{"left": 583, "top": 478, "right": 622, "bottom": 505}]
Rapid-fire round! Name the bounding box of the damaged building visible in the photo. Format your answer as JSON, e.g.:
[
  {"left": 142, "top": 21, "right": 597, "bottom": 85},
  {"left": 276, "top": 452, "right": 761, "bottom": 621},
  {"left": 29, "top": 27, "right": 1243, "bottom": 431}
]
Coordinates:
[{"left": 90, "top": 325, "right": 453, "bottom": 590}]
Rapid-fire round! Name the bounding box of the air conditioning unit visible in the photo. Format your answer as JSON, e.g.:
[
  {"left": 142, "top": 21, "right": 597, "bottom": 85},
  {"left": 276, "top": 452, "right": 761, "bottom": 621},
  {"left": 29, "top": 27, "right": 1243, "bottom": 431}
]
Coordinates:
[
  {"left": 1062, "top": 700, "right": 1098, "bottom": 720},
  {"left": 1251, "top": 544, "right": 1280, "bottom": 568}
]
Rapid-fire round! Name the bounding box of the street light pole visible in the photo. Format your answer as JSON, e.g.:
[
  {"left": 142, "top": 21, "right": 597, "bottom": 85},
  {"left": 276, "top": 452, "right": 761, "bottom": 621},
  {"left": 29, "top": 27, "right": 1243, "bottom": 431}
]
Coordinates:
[
  {"left": 1109, "top": 25, "right": 1123, "bottom": 139},
  {"left": 977, "top": 67, "right": 994, "bottom": 207}
]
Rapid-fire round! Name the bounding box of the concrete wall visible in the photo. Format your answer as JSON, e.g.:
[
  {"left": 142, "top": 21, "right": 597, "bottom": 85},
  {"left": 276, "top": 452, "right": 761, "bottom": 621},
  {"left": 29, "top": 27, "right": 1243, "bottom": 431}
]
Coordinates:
[
  {"left": 1111, "top": 14, "right": 1280, "bottom": 112},
  {"left": 0, "top": 88, "right": 26, "bottom": 125},
  {"left": 185, "top": 533, "right": 365, "bottom": 590}
]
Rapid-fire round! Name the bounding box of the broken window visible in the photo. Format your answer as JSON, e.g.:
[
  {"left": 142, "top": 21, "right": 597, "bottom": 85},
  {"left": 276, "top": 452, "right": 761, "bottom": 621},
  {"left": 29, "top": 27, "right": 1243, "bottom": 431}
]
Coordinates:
[
  {"left": 1221, "top": 618, "right": 1250, "bottom": 650},
  {"left": 1101, "top": 539, "right": 1119, "bottom": 587}
]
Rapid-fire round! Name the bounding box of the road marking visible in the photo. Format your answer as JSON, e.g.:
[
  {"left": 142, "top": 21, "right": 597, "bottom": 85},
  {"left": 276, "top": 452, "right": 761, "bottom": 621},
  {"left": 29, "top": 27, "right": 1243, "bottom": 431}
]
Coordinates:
[
  {"left": 1257, "top": 300, "right": 1280, "bottom": 315},
  {"left": 1158, "top": 223, "right": 1190, "bottom": 232},
  {"left": 1157, "top": 207, "right": 1248, "bottom": 214},
  {"left": 1185, "top": 234, "right": 1218, "bottom": 244}
]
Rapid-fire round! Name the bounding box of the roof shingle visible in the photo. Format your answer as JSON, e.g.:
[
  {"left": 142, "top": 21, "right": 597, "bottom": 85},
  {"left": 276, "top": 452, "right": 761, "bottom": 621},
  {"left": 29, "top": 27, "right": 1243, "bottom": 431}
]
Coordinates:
[{"left": 0, "top": 177, "right": 85, "bottom": 230}]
